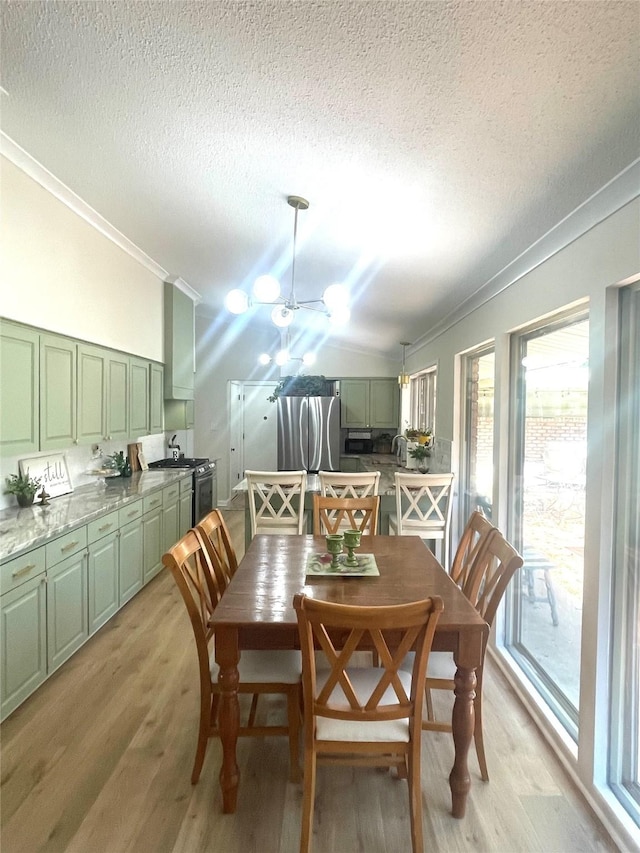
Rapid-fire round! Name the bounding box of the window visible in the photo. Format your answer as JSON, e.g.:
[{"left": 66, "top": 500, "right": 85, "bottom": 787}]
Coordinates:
[
  {"left": 410, "top": 369, "right": 436, "bottom": 432},
  {"left": 610, "top": 282, "right": 640, "bottom": 825},
  {"left": 507, "top": 311, "right": 589, "bottom": 737},
  {"left": 460, "top": 346, "right": 495, "bottom": 523}
]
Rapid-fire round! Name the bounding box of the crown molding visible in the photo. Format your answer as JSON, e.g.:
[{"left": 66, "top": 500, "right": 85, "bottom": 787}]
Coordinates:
[
  {"left": 1, "top": 132, "right": 200, "bottom": 303},
  {"left": 411, "top": 158, "right": 640, "bottom": 353}
]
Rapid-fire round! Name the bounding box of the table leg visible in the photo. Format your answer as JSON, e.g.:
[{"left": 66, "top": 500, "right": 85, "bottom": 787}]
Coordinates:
[
  {"left": 449, "top": 664, "right": 476, "bottom": 819},
  {"left": 215, "top": 627, "right": 240, "bottom": 813}
]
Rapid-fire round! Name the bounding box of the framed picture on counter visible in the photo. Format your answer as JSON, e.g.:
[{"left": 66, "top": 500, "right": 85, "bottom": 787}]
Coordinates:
[{"left": 19, "top": 453, "right": 73, "bottom": 498}]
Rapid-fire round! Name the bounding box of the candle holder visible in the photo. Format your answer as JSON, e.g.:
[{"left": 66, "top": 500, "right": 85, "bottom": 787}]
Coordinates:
[
  {"left": 325, "top": 534, "right": 344, "bottom": 570},
  {"left": 343, "top": 529, "right": 362, "bottom": 568}
]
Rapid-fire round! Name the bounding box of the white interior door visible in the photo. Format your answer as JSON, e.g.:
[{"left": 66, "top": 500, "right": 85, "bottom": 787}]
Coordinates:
[
  {"left": 229, "top": 381, "right": 243, "bottom": 490},
  {"left": 242, "top": 382, "right": 277, "bottom": 472}
]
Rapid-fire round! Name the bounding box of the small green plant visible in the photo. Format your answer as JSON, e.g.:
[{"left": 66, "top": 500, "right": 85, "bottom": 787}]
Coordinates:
[
  {"left": 5, "top": 470, "right": 42, "bottom": 505},
  {"left": 409, "top": 444, "right": 432, "bottom": 462}
]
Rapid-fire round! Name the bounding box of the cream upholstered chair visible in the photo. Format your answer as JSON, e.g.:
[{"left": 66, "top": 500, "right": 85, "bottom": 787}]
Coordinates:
[
  {"left": 245, "top": 470, "right": 307, "bottom": 538},
  {"left": 388, "top": 472, "right": 455, "bottom": 565},
  {"left": 318, "top": 470, "right": 381, "bottom": 498},
  {"left": 449, "top": 510, "right": 494, "bottom": 587},
  {"left": 423, "top": 528, "right": 523, "bottom": 781},
  {"left": 312, "top": 494, "right": 380, "bottom": 535},
  {"left": 163, "top": 530, "right": 302, "bottom": 784},
  {"left": 294, "top": 593, "right": 443, "bottom": 853}
]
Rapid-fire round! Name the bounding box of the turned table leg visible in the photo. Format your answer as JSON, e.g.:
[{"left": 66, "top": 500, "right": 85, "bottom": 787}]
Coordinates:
[{"left": 449, "top": 664, "right": 476, "bottom": 819}]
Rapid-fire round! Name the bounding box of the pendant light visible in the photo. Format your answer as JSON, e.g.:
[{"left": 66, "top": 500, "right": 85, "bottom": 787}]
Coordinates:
[{"left": 398, "top": 341, "right": 411, "bottom": 388}]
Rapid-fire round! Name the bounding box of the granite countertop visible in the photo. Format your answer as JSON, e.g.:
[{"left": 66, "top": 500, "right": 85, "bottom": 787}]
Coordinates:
[{"left": 0, "top": 469, "right": 191, "bottom": 563}]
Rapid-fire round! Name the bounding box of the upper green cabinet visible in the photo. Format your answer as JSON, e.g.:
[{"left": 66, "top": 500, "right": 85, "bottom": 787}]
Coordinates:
[
  {"left": 129, "top": 357, "right": 149, "bottom": 436},
  {"left": 106, "top": 351, "right": 129, "bottom": 441},
  {"left": 164, "top": 282, "right": 195, "bottom": 400},
  {"left": 77, "top": 343, "right": 107, "bottom": 444},
  {"left": 149, "top": 362, "right": 164, "bottom": 433},
  {"left": 340, "top": 379, "right": 399, "bottom": 429},
  {"left": 40, "top": 333, "right": 77, "bottom": 450},
  {"left": 0, "top": 321, "right": 40, "bottom": 456}
]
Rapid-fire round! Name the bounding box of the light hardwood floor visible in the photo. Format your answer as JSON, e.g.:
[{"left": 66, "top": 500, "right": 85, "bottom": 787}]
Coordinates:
[{"left": 1, "top": 502, "right": 617, "bottom": 853}]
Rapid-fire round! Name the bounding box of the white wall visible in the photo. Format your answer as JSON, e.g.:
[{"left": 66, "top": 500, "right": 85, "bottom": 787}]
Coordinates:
[{"left": 0, "top": 156, "right": 163, "bottom": 361}]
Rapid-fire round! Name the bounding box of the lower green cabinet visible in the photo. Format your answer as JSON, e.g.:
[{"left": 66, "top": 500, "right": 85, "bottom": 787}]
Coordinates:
[
  {"left": 179, "top": 477, "right": 193, "bottom": 535},
  {"left": 143, "top": 504, "right": 163, "bottom": 584},
  {"left": 47, "top": 550, "right": 88, "bottom": 673},
  {"left": 87, "top": 511, "right": 119, "bottom": 635},
  {"left": 162, "top": 483, "right": 181, "bottom": 553},
  {"left": 119, "top": 501, "right": 143, "bottom": 606},
  {"left": 1, "top": 573, "right": 47, "bottom": 720}
]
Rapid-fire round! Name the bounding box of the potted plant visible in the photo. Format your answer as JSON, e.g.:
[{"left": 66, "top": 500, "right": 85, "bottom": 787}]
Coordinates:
[
  {"left": 417, "top": 428, "right": 433, "bottom": 446},
  {"left": 405, "top": 428, "right": 420, "bottom": 440},
  {"left": 5, "top": 470, "right": 42, "bottom": 507},
  {"left": 408, "top": 443, "right": 431, "bottom": 473},
  {"left": 374, "top": 433, "right": 393, "bottom": 454}
]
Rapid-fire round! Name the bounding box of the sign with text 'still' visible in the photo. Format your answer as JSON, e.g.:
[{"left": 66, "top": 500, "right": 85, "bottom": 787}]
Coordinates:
[{"left": 19, "top": 454, "right": 73, "bottom": 498}]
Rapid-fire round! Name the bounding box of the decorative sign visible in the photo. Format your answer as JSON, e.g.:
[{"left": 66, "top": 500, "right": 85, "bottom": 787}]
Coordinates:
[{"left": 19, "top": 454, "right": 73, "bottom": 498}]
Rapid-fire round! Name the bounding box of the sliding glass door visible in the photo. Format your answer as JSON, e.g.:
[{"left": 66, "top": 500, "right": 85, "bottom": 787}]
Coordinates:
[{"left": 507, "top": 311, "right": 589, "bottom": 735}]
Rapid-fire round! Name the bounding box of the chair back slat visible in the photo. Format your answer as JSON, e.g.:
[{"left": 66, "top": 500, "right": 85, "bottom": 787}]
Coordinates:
[
  {"left": 246, "top": 470, "right": 307, "bottom": 537},
  {"left": 462, "top": 529, "right": 523, "bottom": 627},
  {"left": 450, "top": 510, "right": 495, "bottom": 586},
  {"left": 319, "top": 471, "right": 381, "bottom": 498},
  {"left": 312, "top": 494, "right": 380, "bottom": 535},
  {"left": 195, "top": 508, "right": 238, "bottom": 592}
]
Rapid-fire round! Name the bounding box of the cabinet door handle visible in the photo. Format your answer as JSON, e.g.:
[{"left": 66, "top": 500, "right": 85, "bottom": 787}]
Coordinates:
[
  {"left": 127, "top": 509, "right": 139, "bottom": 518},
  {"left": 98, "top": 522, "right": 113, "bottom": 532},
  {"left": 149, "top": 499, "right": 160, "bottom": 507},
  {"left": 61, "top": 540, "right": 79, "bottom": 553},
  {"left": 12, "top": 563, "right": 36, "bottom": 578}
]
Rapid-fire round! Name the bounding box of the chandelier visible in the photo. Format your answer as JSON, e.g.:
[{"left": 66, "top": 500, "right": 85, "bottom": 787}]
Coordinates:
[
  {"left": 225, "top": 195, "right": 350, "bottom": 329},
  {"left": 398, "top": 341, "right": 411, "bottom": 388}
]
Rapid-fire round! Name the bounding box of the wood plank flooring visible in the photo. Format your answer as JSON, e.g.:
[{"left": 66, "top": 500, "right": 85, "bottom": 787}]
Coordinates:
[{"left": 1, "top": 503, "right": 617, "bottom": 852}]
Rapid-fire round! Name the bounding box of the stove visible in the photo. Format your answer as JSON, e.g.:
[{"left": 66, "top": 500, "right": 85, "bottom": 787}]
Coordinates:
[{"left": 148, "top": 458, "right": 217, "bottom": 523}]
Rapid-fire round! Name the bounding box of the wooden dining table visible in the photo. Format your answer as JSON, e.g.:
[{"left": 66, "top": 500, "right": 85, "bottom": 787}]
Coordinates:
[{"left": 212, "top": 533, "right": 489, "bottom": 818}]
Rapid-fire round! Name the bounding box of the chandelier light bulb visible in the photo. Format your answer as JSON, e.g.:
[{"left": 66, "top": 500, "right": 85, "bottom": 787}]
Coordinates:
[
  {"left": 322, "top": 282, "right": 349, "bottom": 310},
  {"left": 253, "top": 275, "right": 281, "bottom": 302},
  {"left": 271, "top": 305, "right": 294, "bottom": 327},
  {"left": 302, "top": 352, "right": 316, "bottom": 366},
  {"left": 328, "top": 305, "right": 350, "bottom": 326},
  {"left": 275, "top": 348, "right": 290, "bottom": 366},
  {"left": 225, "top": 289, "right": 250, "bottom": 314},
  {"left": 258, "top": 353, "right": 272, "bottom": 365}
]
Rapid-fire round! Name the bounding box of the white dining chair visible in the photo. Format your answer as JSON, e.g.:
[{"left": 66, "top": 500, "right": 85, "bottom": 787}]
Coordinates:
[
  {"left": 388, "top": 472, "right": 455, "bottom": 566},
  {"left": 245, "top": 470, "right": 307, "bottom": 538}
]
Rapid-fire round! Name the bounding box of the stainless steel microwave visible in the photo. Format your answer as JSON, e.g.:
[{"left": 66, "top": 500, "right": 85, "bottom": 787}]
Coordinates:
[{"left": 344, "top": 437, "right": 373, "bottom": 454}]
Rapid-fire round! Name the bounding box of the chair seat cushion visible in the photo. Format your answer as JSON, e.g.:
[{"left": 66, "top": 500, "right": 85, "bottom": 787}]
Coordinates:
[
  {"left": 316, "top": 667, "right": 411, "bottom": 743},
  {"left": 211, "top": 649, "right": 301, "bottom": 684}
]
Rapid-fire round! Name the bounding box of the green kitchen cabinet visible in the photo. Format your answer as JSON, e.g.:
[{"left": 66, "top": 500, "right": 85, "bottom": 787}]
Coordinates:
[
  {"left": 164, "top": 281, "right": 195, "bottom": 400},
  {"left": 46, "top": 549, "right": 89, "bottom": 673},
  {"left": 87, "top": 511, "right": 119, "bottom": 635},
  {"left": 142, "top": 491, "right": 164, "bottom": 584},
  {"left": 105, "top": 351, "right": 129, "bottom": 441},
  {"left": 162, "top": 482, "right": 181, "bottom": 553},
  {"left": 39, "top": 333, "right": 77, "bottom": 450},
  {"left": 0, "top": 549, "right": 47, "bottom": 721},
  {"left": 118, "top": 501, "right": 143, "bottom": 606},
  {"left": 179, "top": 477, "right": 193, "bottom": 535},
  {"left": 129, "top": 356, "right": 150, "bottom": 436},
  {"left": 77, "top": 343, "right": 107, "bottom": 445},
  {"left": 0, "top": 320, "right": 40, "bottom": 457},
  {"left": 164, "top": 399, "right": 194, "bottom": 431},
  {"left": 149, "top": 362, "right": 164, "bottom": 434},
  {"left": 340, "top": 379, "right": 399, "bottom": 429}
]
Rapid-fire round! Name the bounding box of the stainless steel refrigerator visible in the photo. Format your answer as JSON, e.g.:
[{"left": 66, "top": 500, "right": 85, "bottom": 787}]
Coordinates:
[{"left": 277, "top": 396, "right": 341, "bottom": 472}]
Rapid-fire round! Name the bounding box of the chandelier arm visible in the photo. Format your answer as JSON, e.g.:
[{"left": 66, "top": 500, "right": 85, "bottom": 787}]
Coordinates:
[{"left": 288, "top": 203, "right": 299, "bottom": 307}]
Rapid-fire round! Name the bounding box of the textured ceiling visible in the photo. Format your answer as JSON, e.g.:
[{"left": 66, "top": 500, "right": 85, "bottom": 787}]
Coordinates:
[{"left": 1, "top": 1, "right": 639, "bottom": 358}]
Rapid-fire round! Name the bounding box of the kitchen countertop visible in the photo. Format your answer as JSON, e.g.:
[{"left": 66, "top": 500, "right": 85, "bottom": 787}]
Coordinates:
[
  {"left": 0, "top": 469, "right": 191, "bottom": 563},
  {"left": 233, "top": 454, "right": 405, "bottom": 496}
]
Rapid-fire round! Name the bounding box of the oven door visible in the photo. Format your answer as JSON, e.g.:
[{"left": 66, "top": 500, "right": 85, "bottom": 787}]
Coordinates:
[{"left": 193, "top": 472, "right": 213, "bottom": 525}]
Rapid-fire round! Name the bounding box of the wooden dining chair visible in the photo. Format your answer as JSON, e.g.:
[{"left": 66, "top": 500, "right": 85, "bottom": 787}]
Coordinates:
[
  {"left": 422, "top": 528, "right": 523, "bottom": 781},
  {"left": 388, "top": 472, "right": 455, "bottom": 566},
  {"left": 312, "top": 494, "right": 380, "bottom": 535},
  {"left": 294, "top": 593, "right": 443, "bottom": 853},
  {"left": 163, "top": 530, "right": 302, "bottom": 784},
  {"left": 318, "top": 470, "right": 381, "bottom": 498},
  {"left": 449, "top": 510, "right": 495, "bottom": 587},
  {"left": 195, "top": 508, "right": 238, "bottom": 588},
  {"left": 245, "top": 470, "right": 307, "bottom": 538}
]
